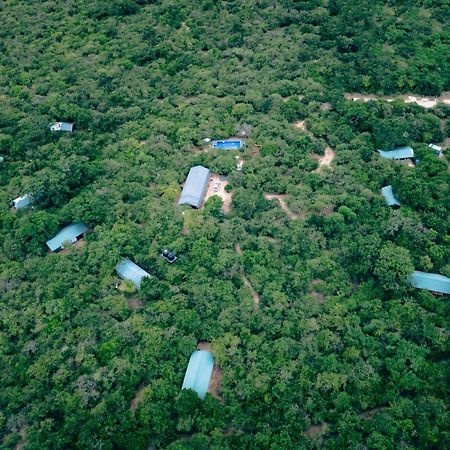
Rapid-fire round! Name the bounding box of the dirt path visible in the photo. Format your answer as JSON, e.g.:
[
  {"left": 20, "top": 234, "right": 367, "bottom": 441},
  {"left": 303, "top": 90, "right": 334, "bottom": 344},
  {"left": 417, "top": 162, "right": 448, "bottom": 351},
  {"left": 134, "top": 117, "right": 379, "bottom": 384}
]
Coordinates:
[
  {"left": 264, "top": 193, "right": 299, "bottom": 220},
  {"left": 130, "top": 383, "right": 146, "bottom": 412},
  {"left": 208, "top": 365, "right": 223, "bottom": 402},
  {"left": 345, "top": 92, "right": 450, "bottom": 108},
  {"left": 242, "top": 274, "right": 260, "bottom": 307},
  {"left": 234, "top": 243, "right": 260, "bottom": 308},
  {"left": 314, "top": 146, "right": 335, "bottom": 173}
]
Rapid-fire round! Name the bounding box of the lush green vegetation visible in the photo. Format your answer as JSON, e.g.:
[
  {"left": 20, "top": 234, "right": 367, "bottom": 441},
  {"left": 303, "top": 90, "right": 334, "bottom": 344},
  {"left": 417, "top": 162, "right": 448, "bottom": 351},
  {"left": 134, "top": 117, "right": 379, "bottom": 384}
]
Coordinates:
[{"left": 1, "top": 1, "right": 449, "bottom": 449}]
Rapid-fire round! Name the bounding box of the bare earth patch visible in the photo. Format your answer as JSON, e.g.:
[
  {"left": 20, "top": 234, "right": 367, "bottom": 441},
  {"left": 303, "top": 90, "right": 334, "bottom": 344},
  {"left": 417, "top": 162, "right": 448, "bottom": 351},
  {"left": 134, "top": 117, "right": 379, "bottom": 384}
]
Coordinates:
[
  {"left": 130, "top": 383, "right": 146, "bottom": 412},
  {"left": 204, "top": 174, "right": 233, "bottom": 213},
  {"left": 59, "top": 238, "right": 86, "bottom": 255},
  {"left": 314, "top": 146, "right": 335, "bottom": 173},
  {"left": 293, "top": 120, "right": 307, "bottom": 131},
  {"left": 310, "top": 291, "right": 325, "bottom": 305},
  {"left": 304, "top": 422, "right": 328, "bottom": 439},
  {"left": 360, "top": 407, "right": 385, "bottom": 420},
  {"left": 197, "top": 341, "right": 211, "bottom": 351},
  {"left": 264, "top": 193, "right": 299, "bottom": 220},
  {"left": 235, "top": 243, "right": 242, "bottom": 255},
  {"left": 128, "top": 298, "right": 142, "bottom": 311},
  {"left": 208, "top": 365, "right": 223, "bottom": 402}
]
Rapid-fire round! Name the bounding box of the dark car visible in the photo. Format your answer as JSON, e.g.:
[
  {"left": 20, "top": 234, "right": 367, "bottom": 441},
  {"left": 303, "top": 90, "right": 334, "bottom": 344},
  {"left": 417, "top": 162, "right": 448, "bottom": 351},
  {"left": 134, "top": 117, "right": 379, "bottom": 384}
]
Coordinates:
[{"left": 161, "top": 249, "right": 177, "bottom": 263}]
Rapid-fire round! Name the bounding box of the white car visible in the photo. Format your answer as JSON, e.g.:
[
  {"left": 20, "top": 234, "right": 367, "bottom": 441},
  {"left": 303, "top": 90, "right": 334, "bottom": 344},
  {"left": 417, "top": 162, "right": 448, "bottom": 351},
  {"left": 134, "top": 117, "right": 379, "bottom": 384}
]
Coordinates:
[{"left": 213, "top": 182, "right": 221, "bottom": 192}]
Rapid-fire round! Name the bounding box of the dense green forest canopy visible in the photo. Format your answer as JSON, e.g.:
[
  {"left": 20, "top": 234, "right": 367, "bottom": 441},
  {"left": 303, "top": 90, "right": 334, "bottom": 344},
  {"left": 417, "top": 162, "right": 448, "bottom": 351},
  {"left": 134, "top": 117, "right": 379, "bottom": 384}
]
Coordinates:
[{"left": 0, "top": 0, "right": 449, "bottom": 449}]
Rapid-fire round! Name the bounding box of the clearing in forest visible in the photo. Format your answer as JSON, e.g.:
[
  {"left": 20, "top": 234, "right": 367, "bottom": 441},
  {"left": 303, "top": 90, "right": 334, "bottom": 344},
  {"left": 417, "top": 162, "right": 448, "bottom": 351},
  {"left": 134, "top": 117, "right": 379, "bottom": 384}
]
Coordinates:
[
  {"left": 264, "top": 193, "right": 299, "bottom": 220},
  {"left": 204, "top": 174, "right": 232, "bottom": 213},
  {"left": 304, "top": 422, "right": 328, "bottom": 439},
  {"left": 314, "top": 146, "right": 335, "bottom": 173}
]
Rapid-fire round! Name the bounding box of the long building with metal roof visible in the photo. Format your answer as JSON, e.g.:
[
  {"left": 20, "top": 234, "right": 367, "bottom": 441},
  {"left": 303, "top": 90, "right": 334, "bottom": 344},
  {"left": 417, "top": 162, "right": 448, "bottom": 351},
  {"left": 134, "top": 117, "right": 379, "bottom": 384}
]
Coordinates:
[
  {"left": 381, "top": 185, "right": 400, "bottom": 207},
  {"left": 46, "top": 222, "right": 88, "bottom": 252},
  {"left": 409, "top": 271, "right": 450, "bottom": 295},
  {"left": 115, "top": 258, "right": 151, "bottom": 289},
  {"left": 178, "top": 165, "right": 211, "bottom": 208},
  {"left": 378, "top": 146, "right": 414, "bottom": 160},
  {"left": 182, "top": 350, "right": 214, "bottom": 400}
]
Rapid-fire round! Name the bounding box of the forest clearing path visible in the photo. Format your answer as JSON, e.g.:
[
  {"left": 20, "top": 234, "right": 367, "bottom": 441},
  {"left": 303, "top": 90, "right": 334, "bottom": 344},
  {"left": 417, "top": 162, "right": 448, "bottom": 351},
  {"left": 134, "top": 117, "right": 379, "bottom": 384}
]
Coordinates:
[
  {"left": 235, "top": 243, "right": 260, "bottom": 308},
  {"left": 130, "top": 383, "right": 146, "bottom": 412},
  {"left": 314, "top": 146, "right": 335, "bottom": 173},
  {"left": 345, "top": 92, "right": 450, "bottom": 108},
  {"left": 264, "top": 193, "right": 299, "bottom": 220},
  {"left": 304, "top": 422, "right": 328, "bottom": 438},
  {"left": 242, "top": 274, "right": 260, "bottom": 307},
  {"left": 293, "top": 121, "right": 335, "bottom": 172},
  {"left": 197, "top": 342, "right": 223, "bottom": 400},
  {"left": 204, "top": 174, "right": 232, "bottom": 213}
]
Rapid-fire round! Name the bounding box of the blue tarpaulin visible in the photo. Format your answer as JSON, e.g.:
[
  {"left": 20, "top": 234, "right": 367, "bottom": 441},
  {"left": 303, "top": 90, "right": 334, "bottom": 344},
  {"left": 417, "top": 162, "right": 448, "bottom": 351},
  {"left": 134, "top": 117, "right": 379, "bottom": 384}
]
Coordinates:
[
  {"left": 182, "top": 350, "right": 214, "bottom": 399},
  {"left": 409, "top": 271, "right": 450, "bottom": 294}
]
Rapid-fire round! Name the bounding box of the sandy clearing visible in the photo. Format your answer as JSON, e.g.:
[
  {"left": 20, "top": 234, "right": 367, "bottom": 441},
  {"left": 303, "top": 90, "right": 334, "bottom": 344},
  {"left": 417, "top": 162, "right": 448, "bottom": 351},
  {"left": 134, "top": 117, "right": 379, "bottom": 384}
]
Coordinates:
[
  {"left": 204, "top": 174, "right": 233, "bottom": 213},
  {"left": 264, "top": 193, "right": 299, "bottom": 220},
  {"left": 235, "top": 243, "right": 242, "bottom": 255},
  {"left": 197, "top": 341, "right": 211, "bottom": 351},
  {"left": 345, "top": 92, "right": 450, "bottom": 109},
  {"left": 314, "top": 146, "right": 335, "bottom": 173},
  {"left": 59, "top": 238, "right": 86, "bottom": 254},
  {"left": 130, "top": 383, "right": 146, "bottom": 412}
]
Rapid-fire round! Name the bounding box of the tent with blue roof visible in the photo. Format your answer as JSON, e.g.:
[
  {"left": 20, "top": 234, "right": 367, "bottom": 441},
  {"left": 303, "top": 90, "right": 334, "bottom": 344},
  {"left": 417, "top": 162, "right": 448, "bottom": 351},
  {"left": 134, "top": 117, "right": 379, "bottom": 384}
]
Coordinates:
[
  {"left": 378, "top": 146, "right": 414, "bottom": 160},
  {"left": 409, "top": 271, "right": 450, "bottom": 295},
  {"left": 182, "top": 350, "right": 214, "bottom": 399},
  {"left": 115, "top": 258, "right": 151, "bottom": 288},
  {"left": 381, "top": 185, "right": 400, "bottom": 207},
  {"left": 46, "top": 222, "right": 88, "bottom": 252}
]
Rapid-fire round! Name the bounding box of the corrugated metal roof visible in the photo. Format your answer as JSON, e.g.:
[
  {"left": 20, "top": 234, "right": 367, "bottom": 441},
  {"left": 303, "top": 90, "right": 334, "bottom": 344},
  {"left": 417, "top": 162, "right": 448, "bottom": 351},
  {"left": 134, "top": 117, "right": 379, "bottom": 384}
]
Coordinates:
[
  {"left": 49, "top": 122, "right": 74, "bottom": 132},
  {"left": 115, "top": 258, "right": 151, "bottom": 288},
  {"left": 378, "top": 146, "right": 414, "bottom": 160},
  {"left": 381, "top": 185, "right": 400, "bottom": 207},
  {"left": 178, "top": 165, "right": 211, "bottom": 208},
  {"left": 409, "top": 271, "right": 450, "bottom": 294},
  {"left": 13, "top": 194, "right": 31, "bottom": 209},
  {"left": 46, "top": 222, "right": 88, "bottom": 252},
  {"left": 182, "top": 350, "right": 214, "bottom": 400}
]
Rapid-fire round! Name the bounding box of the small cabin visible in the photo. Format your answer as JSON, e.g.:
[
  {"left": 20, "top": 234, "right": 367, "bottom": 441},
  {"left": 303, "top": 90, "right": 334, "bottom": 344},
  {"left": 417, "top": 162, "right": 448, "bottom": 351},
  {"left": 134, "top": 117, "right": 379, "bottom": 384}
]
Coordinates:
[
  {"left": 12, "top": 194, "right": 31, "bottom": 209},
  {"left": 378, "top": 146, "right": 414, "bottom": 161},
  {"left": 409, "top": 271, "right": 450, "bottom": 295},
  {"left": 49, "top": 122, "right": 74, "bottom": 132},
  {"left": 115, "top": 258, "right": 151, "bottom": 289},
  {"left": 46, "top": 222, "right": 88, "bottom": 252},
  {"left": 381, "top": 186, "right": 400, "bottom": 208},
  {"left": 428, "top": 144, "right": 443, "bottom": 157}
]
